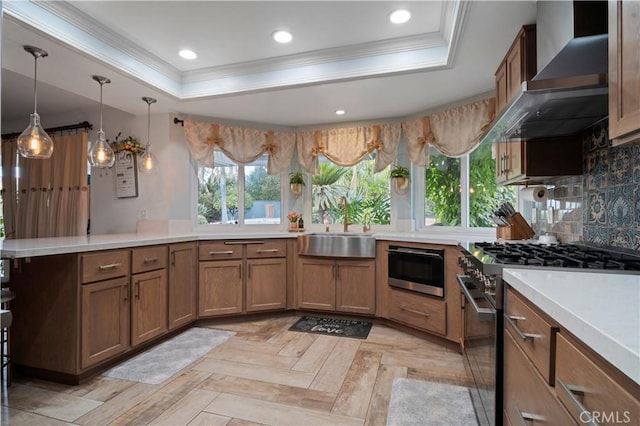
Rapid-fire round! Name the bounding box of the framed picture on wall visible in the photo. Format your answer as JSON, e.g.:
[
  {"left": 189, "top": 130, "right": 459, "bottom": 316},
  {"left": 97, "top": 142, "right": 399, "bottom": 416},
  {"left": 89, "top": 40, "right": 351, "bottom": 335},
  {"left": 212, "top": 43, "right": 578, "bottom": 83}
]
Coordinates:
[{"left": 115, "top": 153, "right": 139, "bottom": 198}]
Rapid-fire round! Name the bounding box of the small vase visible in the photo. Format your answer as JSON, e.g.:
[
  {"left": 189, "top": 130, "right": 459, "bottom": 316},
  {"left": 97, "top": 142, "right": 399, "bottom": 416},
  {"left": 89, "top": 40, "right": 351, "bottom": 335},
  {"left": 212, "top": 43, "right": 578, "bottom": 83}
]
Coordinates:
[{"left": 289, "top": 221, "right": 298, "bottom": 230}]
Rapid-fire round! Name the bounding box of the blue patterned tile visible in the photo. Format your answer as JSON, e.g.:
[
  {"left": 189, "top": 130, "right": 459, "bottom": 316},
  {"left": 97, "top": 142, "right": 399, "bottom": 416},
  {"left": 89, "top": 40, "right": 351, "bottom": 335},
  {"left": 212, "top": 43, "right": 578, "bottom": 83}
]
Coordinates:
[
  {"left": 584, "top": 226, "right": 607, "bottom": 245},
  {"left": 586, "top": 150, "right": 608, "bottom": 189},
  {"left": 635, "top": 185, "right": 640, "bottom": 227},
  {"left": 587, "top": 190, "right": 607, "bottom": 224},
  {"left": 633, "top": 146, "right": 640, "bottom": 183},
  {"left": 609, "top": 228, "right": 636, "bottom": 250},
  {"left": 607, "top": 186, "right": 634, "bottom": 227},
  {"left": 585, "top": 122, "right": 609, "bottom": 153},
  {"left": 609, "top": 146, "right": 632, "bottom": 186}
]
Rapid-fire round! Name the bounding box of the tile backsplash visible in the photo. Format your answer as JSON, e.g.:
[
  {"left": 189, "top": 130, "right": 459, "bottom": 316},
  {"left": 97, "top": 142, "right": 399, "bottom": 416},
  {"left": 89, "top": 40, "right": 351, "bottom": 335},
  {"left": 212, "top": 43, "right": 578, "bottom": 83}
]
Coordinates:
[{"left": 533, "top": 121, "right": 640, "bottom": 250}]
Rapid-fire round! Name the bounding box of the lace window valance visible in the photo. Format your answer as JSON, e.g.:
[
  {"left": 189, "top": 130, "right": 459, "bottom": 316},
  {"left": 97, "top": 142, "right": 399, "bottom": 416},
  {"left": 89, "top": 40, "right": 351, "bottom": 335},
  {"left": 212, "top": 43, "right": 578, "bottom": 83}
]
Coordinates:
[
  {"left": 403, "top": 98, "right": 496, "bottom": 166},
  {"left": 183, "top": 119, "right": 296, "bottom": 174},
  {"left": 297, "top": 123, "right": 401, "bottom": 174}
]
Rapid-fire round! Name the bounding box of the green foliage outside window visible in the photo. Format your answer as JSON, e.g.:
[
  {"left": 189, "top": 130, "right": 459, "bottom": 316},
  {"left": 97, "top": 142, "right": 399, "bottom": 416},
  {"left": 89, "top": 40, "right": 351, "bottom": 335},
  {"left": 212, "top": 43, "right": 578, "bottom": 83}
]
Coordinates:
[
  {"left": 424, "top": 141, "right": 516, "bottom": 227},
  {"left": 311, "top": 160, "right": 391, "bottom": 225}
]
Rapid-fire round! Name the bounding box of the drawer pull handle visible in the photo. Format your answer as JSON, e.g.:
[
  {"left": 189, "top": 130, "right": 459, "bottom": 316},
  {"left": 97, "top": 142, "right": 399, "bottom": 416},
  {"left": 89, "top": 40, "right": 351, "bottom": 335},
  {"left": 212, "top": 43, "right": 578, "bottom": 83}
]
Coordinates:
[
  {"left": 400, "top": 307, "right": 430, "bottom": 317},
  {"left": 505, "top": 315, "right": 537, "bottom": 341},
  {"left": 209, "top": 250, "right": 234, "bottom": 255},
  {"left": 516, "top": 404, "right": 545, "bottom": 423},
  {"left": 556, "top": 378, "right": 598, "bottom": 426},
  {"left": 256, "top": 249, "right": 279, "bottom": 254},
  {"left": 122, "top": 283, "right": 128, "bottom": 301},
  {"left": 99, "top": 263, "right": 121, "bottom": 271},
  {"left": 143, "top": 257, "right": 159, "bottom": 263}
]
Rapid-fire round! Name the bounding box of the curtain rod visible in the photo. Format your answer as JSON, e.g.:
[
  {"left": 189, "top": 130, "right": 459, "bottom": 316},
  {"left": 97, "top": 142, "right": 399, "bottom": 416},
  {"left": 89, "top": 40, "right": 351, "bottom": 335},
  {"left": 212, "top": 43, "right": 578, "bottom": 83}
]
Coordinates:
[
  {"left": 1, "top": 121, "right": 93, "bottom": 140},
  {"left": 174, "top": 117, "right": 184, "bottom": 126}
]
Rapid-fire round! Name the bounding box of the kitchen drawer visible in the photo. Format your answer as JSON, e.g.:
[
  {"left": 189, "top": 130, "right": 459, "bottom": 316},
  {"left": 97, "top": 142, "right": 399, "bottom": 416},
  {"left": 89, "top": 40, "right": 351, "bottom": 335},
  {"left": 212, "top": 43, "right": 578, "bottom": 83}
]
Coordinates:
[
  {"left": 388, "top": 288, "right": 446, "bottom": 335},
  {"left": 505, "top": 288, "right": 558, "bottom": 385},
  {"left": 199, "top": 241, "right": 242, "bottom": 261},
  {"left": 81, "top": 250, "right": 130, "bottom": 284},
  {"left": 555, "top": 333, "right": 640, "bottom": 425},
  {"left": 131, "top": 245, "right": 167, "bottom": 274},
  {"left": 246, "top": 240, "right": 287, "bottom": 258},
  {"left": 504, "top": 329, "right": 575, "bottom": 425}
]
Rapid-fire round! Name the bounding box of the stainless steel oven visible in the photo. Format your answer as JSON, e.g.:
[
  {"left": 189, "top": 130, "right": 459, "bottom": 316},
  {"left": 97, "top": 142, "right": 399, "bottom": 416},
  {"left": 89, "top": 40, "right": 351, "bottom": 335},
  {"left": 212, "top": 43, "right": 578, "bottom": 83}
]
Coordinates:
[
  {"left": 457, "top": 273, "right": 501, "bottom": 426},
  {"left": 387, "top": 246, "right": 445, "bottom": 297}
]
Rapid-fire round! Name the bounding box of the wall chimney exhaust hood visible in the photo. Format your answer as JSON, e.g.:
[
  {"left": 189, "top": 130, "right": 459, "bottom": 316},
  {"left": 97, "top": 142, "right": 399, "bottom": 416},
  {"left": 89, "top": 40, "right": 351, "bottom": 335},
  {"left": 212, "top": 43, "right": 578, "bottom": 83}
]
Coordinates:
[{"left": 480, "top": 1, "right": 608, "bottom": 144}]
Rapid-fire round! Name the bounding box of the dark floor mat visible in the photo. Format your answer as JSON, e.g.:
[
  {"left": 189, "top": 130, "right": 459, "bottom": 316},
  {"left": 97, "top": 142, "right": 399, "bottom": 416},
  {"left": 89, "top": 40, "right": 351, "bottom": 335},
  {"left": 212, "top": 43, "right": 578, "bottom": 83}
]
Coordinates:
[{"left": 288, "top": 316, "right": 372, "bottom": 339}]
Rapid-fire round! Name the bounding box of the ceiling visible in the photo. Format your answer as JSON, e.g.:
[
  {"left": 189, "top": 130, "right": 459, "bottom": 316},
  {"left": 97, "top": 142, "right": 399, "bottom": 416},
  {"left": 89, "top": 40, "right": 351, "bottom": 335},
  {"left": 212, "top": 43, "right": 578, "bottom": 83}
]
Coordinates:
[{"left": 1, "top": 1, "right": 537, "bottom": 130}]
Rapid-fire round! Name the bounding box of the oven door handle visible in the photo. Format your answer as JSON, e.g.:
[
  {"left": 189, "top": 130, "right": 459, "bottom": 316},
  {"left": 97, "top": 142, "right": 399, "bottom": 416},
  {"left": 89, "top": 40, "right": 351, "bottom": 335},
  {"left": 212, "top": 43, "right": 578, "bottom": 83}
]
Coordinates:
[
  {"left": 456, "top": 275, "right": 495, "bottom": 321},
  {"left": 387, "top": 248, "right": 442, "bottom": 259}
]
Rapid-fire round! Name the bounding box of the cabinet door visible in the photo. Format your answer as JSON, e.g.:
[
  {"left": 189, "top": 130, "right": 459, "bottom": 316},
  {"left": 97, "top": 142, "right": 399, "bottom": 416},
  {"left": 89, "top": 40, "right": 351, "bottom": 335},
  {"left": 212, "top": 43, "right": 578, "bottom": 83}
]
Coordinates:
[
  {"left": 81, "top": 277, "right": 130, "bottom": 369},
  {"left": 504, "top": 329, "right": 574, "bottom": 425},
  {"left": 505, "top": 141, "right": 524, "bottom": 181},
  {"left": 169, "top": 242, "right": 197, "bottom": 330},
  {"left": 131, "top": 269, "right": 168, "bottom": 346},
  {"left": 199, "top": 260, "right": 244, "bottom": 316},
  {"left": 609, "top": 0, "right": 640, "bottom": 144},
  {"left": 297, "top": 258, "right": 335, "bottom": 311},
  {"left": 495, "top": 61, "right": 508, "bottom": 113},
  {"left": 506, "top": 41, "right": 523, "bottom": 101},
  {"left": 246, "top": 258, "right": 287, "bottom": 312},
  {"left": 495, "top": 141, "right": 509, "bottom": 184},
  {"left": 335, "top": 260, "right": 376, "bottom": 314}
]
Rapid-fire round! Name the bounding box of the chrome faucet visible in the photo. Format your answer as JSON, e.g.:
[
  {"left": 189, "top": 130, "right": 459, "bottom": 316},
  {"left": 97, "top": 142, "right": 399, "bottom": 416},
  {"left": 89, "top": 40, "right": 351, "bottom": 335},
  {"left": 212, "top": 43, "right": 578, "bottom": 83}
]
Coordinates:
[
  {"left": 363, "top": 213, "right": 371, "bottom": 233},
  {"left": 339, "top": 196, "right": 350, "bottom": 232}
]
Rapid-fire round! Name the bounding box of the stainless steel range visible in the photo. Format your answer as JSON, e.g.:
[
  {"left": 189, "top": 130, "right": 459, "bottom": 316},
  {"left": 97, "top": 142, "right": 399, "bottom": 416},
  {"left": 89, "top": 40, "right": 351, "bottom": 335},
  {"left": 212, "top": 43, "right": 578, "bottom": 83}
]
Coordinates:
[{"left": 457, "top": 242, "right": 640, "bottom": 426}]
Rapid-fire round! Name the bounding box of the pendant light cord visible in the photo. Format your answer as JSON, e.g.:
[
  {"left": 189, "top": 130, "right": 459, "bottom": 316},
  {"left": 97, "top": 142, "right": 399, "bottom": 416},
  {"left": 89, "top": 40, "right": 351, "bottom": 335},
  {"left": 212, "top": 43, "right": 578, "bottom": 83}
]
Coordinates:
[
  {"left": 33, "top": 55, "right": 38, "bottom": 114},
  {"left": 147, "top": 102, "right": 151, "bottom": 146},
  {"left": 99, "top": 82, "right": 103, "bottom": 132}
]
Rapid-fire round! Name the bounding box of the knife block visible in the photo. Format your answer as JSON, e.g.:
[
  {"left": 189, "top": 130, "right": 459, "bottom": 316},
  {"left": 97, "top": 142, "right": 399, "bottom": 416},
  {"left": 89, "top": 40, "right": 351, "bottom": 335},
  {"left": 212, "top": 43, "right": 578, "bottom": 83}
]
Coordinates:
[{"left": 496, "top": 213, "right": 535, "bottom": 240}]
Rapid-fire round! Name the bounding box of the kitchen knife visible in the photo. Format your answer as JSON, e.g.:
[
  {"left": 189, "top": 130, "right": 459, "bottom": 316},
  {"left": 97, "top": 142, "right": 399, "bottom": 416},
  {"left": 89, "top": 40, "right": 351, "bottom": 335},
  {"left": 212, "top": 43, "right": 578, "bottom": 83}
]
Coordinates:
[{"left": 504, "top": 202, "right": 517, "bottom": 216}]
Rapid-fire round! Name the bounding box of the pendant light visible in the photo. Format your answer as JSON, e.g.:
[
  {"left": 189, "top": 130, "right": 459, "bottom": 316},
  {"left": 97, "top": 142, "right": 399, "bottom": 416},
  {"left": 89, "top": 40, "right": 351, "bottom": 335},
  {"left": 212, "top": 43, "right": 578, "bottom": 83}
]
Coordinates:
[
  {"left": 88, "top": 75, "right": 115, "bottom": 168},
  {"left": 17, "top": 46, "right": 53, "bottom": 159},
  {"left": 138, "top": 96, "right": 158, "bottom": 174}
]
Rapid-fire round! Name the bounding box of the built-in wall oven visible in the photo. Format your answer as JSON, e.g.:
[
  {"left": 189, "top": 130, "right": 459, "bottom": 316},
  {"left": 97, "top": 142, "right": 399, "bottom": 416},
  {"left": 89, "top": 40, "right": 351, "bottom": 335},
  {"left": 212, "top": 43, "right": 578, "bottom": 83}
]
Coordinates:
[{"left": 387, "top": 245, "right": 445, "bottom": 297}]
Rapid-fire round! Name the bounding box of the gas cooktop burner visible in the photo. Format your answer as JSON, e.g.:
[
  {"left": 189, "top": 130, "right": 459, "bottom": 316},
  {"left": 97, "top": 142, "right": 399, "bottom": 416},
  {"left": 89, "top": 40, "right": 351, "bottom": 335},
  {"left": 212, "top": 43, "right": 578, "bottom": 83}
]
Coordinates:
[{"left": 473, "top": 242, "right": 640, "bottom": 271}]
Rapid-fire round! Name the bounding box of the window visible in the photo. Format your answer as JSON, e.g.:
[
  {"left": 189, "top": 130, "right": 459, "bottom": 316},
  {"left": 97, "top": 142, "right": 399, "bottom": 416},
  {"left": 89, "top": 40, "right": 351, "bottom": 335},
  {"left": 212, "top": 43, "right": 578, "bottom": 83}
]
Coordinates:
[
  {"left": 310, "top": 157, "right": 390, "bottom": 226},
  {"left": 197, "top": 152, "right": 281, "bottom": 225},
  {"left": 421, "top": 139, "right": 516, "bottom": 228}
]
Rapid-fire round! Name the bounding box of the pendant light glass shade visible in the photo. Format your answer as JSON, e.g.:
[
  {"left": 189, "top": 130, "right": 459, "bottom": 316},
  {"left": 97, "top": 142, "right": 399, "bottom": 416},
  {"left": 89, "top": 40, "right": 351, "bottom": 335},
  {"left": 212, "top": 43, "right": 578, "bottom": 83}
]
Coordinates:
[
  {"left": 138, "top": 96, "right": 158, "bottom": 174},
  {"left": 18, "top": 46, "right": 53, "bottom": 159},
  {"left": 88, "top": 75, "right": 115, "bottom": 168}
]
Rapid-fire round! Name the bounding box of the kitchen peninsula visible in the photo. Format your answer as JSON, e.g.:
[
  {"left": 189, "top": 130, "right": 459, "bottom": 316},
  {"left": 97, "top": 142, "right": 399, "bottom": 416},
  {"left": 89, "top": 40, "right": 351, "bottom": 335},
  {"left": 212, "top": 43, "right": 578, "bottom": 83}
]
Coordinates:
[{"left": 0, "top": 231, "right": 465, "bottom": 384}]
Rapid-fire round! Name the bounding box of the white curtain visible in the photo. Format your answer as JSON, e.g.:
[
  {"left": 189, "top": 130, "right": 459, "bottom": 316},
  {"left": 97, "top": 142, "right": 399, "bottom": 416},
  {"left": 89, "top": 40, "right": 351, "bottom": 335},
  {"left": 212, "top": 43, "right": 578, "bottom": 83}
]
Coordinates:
[
  {"left": 296, "top": 123, "right": 401, "bottom": 174},
  {"left": 183, "top": 120, "right": 296, "bottom": 174},
  {"left": 1, "top": 132, "right": 89, "bottom": 239},
  {"left": 403, "top": 98, "right": 496, "bottom": 166}
]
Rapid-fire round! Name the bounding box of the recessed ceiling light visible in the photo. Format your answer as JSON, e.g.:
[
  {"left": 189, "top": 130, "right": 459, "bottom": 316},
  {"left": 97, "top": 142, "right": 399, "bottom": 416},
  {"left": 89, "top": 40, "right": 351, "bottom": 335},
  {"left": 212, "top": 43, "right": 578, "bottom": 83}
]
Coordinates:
[
  {"left": 272, "top": 30, "right": 293, "bottom": 44},
  {"left": 389, "top": 9, "right": 411, "bottom": 24},
  {"left": 335, "top": 110, "right": 346, "bottom": 116},
  {"left": 179, "top": 49, "right": 197, "bottom": 60}
]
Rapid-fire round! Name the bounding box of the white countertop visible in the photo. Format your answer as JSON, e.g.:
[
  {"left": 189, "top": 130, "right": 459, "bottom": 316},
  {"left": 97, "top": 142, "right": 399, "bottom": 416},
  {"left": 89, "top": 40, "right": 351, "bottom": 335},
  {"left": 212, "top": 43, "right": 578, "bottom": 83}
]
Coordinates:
[
  {"left": 503, "top": 268, "right": 640, "bottom": 385},
  {"left": 0, "top": 230, "right": 476, "bottom": 258}
]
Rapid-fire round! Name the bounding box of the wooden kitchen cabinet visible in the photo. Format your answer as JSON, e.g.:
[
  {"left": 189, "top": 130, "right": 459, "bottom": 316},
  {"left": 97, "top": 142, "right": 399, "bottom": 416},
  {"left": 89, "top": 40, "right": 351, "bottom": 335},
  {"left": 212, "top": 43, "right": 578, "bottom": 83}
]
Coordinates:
[
  {"left": 130, "top": 246, "right": 168, "bottom": 347},
  {"left": 388, "top": 287, "right": 446, "bottom": 335},
  {"left": 297, "top": 257, "right": 336, "bottom": 311},
  {"left": 246, "top": 257, "right": 287, "bottom": 312},
  {"left": 503, "top": 328, "right": 573, "bottom": 425},
  {"left": 494, "top": 25, "right": 536, "bottom": 115},
  {"left": 168, "top": 242, "right": 197, "bottom": 330},
  {"left": 608, "top": 0, "right": 640, "bottom": 145},
  {"left": 199, "top": 259, "right": 244, "bottom": 316},
  {"left": 81, "top": 277, "right": 130, "bottom": 369},
  {"left": 555, "top": 333, "right": 640, "bottom": 425},
  {"left": 494, "top": 137, "right": 583, "bottom": 185},
  {"left": 297, "top": 257, "right": 375, "bottom": 314},
  {"left": 198, "top": 239, "right": 288, "bottom": 317}
]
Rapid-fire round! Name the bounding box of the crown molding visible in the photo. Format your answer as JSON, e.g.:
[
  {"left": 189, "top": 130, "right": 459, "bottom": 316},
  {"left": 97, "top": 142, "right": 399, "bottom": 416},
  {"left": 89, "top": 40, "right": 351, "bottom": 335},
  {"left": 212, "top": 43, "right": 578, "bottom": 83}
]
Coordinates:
[{"left": 4, "top": 0, "right": 465, "bottom": 99}]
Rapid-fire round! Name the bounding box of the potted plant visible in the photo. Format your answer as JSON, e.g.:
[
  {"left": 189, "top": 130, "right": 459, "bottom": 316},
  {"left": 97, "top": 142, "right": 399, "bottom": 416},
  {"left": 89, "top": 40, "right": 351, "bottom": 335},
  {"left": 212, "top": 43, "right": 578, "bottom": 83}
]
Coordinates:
[
  {"left": 390, "top": 165, "right": 410, "bottom": 190},
  {"left": 289, "top": 171, "right": 305, "bottom": 196},
  {"left": 287, "top": 211, "right": 302, "bottom": 230}
]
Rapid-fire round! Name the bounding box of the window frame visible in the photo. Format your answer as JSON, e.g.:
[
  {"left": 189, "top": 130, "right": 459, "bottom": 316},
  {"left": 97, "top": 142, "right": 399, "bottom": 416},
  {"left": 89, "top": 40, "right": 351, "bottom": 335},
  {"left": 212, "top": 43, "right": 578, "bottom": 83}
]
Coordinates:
[{"left": 192, "top": 158, "right": 287, "bottom": 232}]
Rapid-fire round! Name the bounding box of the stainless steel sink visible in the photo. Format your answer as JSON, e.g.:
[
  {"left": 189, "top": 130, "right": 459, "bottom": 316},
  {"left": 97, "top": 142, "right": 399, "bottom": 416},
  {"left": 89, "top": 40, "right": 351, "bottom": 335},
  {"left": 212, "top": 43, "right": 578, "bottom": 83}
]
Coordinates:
[{"left": 298, "top": 233, "right": 375, "bottom": 258}]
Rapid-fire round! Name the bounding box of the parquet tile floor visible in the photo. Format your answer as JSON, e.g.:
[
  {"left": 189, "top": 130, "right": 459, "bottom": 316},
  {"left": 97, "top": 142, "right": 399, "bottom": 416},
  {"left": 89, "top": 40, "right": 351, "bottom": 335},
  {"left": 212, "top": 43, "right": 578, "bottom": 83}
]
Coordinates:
[{"left": 0, "top": 315, "right": 473, "bottom": 425}]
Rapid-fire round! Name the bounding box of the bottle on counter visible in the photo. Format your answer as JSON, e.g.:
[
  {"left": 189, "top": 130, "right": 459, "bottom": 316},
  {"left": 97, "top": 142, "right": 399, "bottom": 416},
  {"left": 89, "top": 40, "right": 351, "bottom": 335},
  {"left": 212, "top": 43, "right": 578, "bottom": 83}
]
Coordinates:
[{"left": 297, "top": 217, "right": 304, "bottom": 229}]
